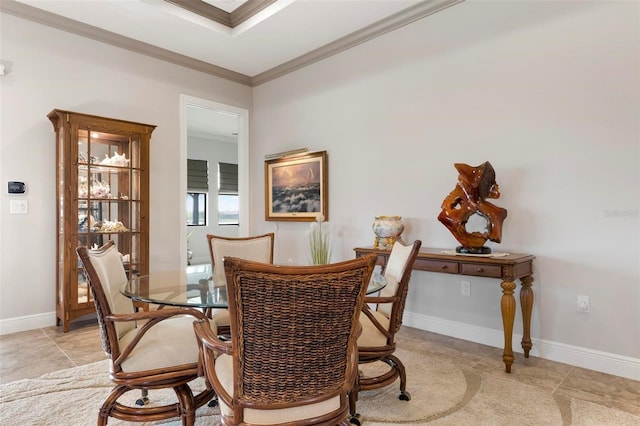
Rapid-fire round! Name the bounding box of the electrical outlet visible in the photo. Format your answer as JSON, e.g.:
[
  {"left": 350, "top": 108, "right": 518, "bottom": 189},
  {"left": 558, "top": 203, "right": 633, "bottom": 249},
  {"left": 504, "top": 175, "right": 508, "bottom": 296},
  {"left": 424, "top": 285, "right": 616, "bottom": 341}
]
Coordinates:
[
  {"left": 577, "top": 295, "right": 590, "bottom": 313},
  {"left": 461, "top": 281, "right": 471, "bottom": 297}
]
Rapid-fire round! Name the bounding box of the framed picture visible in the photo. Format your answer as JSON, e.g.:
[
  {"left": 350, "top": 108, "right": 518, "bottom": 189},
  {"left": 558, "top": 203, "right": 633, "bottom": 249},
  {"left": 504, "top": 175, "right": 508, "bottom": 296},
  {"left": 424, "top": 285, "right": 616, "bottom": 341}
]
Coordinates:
[{"left": 265, "top": 150, "right": 328, "bottom": 221}]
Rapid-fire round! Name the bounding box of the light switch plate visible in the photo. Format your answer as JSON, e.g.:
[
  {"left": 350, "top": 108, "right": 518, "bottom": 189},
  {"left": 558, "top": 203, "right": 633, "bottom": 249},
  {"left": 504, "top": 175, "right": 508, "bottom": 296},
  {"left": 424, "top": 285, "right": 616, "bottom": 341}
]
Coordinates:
[{"left": 9, "top": 199, "right": 28, "bottom": 214}]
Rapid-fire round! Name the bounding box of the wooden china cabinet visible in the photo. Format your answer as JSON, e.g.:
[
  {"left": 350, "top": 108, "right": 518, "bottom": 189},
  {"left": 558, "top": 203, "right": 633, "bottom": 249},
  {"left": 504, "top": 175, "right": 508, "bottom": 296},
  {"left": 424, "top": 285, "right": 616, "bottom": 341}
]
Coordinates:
[{"left": 48, "top": 109, "right": 155, "bottom": 332}]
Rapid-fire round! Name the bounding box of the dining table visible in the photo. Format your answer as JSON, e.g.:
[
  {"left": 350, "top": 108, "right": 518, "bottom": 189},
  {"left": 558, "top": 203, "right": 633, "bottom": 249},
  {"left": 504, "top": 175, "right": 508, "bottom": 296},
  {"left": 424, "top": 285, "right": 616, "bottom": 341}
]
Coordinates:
[
  {"left": 121, "top": 264, "right": 388, "bottom": 309},
  {"left": 120, "top": 264, "right": 386, "bottom": 407}
]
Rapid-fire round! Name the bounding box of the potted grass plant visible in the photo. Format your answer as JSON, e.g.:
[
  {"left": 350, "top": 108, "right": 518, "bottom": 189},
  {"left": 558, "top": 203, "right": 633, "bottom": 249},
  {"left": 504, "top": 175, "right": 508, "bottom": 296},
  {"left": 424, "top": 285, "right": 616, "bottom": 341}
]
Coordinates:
[{"left": 308, "top": 215, "right": 331, "bottom": 265}]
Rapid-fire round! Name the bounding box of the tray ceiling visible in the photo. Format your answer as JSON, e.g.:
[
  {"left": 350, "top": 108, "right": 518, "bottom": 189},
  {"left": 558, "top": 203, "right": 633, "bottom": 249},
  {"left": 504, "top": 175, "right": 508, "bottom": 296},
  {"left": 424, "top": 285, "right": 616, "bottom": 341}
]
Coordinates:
[{"left": 2, "top": 0, "right": 463, "bottom": 86}]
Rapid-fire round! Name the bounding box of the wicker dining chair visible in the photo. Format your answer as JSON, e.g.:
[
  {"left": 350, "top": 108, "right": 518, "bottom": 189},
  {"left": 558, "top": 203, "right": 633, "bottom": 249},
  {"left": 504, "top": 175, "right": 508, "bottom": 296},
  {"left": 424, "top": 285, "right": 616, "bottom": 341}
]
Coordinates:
[
  {"left": 76, "top": 241, "right": 215, "bottom": 425},
  {"left": 349, "top": 240, "right": 422, "bottom": 425},
  {"left": 205, "top": 233, "right": 274, "bottom": 335},
  {"left": 193, "top": 255, "right": 377, "bottom": 426}
]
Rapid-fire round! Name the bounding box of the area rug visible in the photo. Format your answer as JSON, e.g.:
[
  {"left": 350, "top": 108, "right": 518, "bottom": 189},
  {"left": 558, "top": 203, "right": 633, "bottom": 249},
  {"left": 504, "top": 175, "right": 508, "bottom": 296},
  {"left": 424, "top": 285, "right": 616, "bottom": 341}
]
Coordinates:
[{"left": 1, "top": 347, "right": 638, "bottom": 425}]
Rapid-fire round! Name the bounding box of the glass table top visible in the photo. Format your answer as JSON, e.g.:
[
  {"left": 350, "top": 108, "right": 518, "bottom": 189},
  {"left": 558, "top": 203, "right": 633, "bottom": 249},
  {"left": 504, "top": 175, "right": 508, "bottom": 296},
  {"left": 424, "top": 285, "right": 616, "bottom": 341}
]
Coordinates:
[{"left": 122, "top": 264, "right": 386, "bottom": 308}]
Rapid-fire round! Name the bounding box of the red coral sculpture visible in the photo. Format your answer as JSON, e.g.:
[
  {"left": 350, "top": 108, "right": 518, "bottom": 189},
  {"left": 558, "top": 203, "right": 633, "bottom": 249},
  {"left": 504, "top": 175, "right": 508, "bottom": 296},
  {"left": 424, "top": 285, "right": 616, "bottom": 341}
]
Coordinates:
[{"left": 437, "top": 161, "right": 508, "bottom": 254}]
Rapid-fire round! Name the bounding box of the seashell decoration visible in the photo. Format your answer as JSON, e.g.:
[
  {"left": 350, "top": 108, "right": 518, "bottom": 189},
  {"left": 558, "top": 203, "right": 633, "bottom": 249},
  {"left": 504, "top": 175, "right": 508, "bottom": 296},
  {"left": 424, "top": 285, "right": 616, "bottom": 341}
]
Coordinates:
[{"left": 100, "top": 152, "right": 130, "bottom": 167}]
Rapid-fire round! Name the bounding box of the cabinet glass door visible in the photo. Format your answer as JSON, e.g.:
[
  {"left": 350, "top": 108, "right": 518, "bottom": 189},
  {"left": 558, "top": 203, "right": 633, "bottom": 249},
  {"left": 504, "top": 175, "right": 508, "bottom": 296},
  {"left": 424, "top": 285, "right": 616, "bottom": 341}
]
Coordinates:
[{"left": 75, "top": 128, "right": 139, "bottom": 307}]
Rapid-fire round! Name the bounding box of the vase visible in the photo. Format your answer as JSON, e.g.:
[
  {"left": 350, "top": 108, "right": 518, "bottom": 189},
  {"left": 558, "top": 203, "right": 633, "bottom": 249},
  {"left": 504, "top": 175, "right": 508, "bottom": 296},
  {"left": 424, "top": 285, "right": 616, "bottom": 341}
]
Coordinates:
[{"left": 372, "top": 216, "right": 405, "bottom": 249}]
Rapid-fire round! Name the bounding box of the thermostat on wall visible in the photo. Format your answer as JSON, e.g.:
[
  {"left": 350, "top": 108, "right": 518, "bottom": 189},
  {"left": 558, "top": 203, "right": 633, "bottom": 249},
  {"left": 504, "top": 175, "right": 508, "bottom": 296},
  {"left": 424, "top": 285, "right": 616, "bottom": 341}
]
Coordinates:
[{"left": 8, "top": 181, "right": 26, "bottom": 194}]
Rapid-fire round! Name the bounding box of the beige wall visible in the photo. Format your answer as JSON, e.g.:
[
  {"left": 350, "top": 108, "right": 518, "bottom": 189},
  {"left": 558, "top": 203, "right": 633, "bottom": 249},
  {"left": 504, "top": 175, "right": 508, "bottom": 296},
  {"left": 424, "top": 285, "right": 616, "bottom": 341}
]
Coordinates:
[
  {"left": 251, "top": 1, "right": 639, "bottom": 378},
  {"left": 1, "top": 1, "right": 638, "bottom": 379},
  {"left": 0, "top": 13, "right": 251, "bottom": 322}
]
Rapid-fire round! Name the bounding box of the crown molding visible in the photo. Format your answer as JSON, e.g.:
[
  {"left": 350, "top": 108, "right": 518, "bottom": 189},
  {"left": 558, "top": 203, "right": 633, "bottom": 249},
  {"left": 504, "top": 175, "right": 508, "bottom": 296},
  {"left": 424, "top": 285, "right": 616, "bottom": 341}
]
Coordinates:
[
  {"left": 1, "top": 0, "right": 463, "bottom": 88},
  {"left": 250, "top": 0, "right": 464, "bottom": 86},
  {"left": 230, "top": 0, "right": 278, "bottom": 27},
  {"left": 164, "top": 0, "right": 233, "bottom": 27},
  {"left": 0, "top": 0, "right": 252, "bottom": 86},
  {"left": 165, "top": 0, "right": 276, "bottom": 28}
]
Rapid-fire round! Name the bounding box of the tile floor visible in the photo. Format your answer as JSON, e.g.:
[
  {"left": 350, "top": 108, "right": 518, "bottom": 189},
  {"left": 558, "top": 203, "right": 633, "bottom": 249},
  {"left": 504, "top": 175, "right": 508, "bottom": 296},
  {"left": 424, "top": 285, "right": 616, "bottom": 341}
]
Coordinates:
[{"left": 1, "top": 320, "right": 638, "bottom": 417}]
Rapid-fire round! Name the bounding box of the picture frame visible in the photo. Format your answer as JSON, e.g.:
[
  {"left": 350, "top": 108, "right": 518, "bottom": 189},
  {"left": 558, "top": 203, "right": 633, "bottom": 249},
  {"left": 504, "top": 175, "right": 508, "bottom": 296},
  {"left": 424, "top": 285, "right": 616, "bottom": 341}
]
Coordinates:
[{"left": 264, "top": 150, "right": 328, "bottom": 222}]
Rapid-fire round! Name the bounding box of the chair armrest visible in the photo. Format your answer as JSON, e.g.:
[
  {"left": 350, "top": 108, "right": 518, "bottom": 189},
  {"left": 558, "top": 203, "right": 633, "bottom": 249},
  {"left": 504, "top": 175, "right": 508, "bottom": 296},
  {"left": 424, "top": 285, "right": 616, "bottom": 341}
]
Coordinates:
[
  {"left": 110, "top": 308, "right": 209, "bottom": 365},
  {"left": 363, "top": 295, "right": 397, "bottom": 304},
  {"left": 193, "top": 318, "right": 234, "bottom": 407},
  {"left": 354, "top": 320, "right": 363, "bottom": 338},
  {"left": 345, "top": 337, "right": 360, "bottom": 392},
  {"left": 193, "top": 318, "right": 233, "bottom": 355},
  {"left": 360, "top": 304, "right": 392, "bottom": 339}
]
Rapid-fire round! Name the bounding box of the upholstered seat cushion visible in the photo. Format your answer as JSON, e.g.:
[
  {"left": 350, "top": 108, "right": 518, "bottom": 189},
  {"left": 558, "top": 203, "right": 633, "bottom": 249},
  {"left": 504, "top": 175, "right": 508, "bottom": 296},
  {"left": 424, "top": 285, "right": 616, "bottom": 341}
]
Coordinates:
[
  {"left": 118, "top": 316, "right": 216, "bottom": 372},
  {"left": 357, "top": 310, "right": 390, "bottom": 347},
  {"left": 210, "top": 308, "right": 230, "bottom": 327}
]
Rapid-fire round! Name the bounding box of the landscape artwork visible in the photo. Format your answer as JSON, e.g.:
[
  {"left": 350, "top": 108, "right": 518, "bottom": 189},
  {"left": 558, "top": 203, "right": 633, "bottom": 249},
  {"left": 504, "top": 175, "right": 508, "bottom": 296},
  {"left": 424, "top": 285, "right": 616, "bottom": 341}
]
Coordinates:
[{"left": 265, "top": 151, "right": 328, "bottom": 221}]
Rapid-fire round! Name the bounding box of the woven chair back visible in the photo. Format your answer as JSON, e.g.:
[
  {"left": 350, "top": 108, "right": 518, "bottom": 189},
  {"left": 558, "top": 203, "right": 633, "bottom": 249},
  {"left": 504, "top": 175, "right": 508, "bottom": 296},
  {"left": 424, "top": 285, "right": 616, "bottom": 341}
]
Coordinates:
[{"left": 224, "top": 255, "right": 376, "bottom": 406}]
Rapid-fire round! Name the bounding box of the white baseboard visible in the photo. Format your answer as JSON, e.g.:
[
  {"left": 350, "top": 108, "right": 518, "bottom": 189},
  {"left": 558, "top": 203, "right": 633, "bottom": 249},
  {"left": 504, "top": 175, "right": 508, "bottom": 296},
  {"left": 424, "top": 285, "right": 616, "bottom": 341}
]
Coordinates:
[
  {"left": 404, "top": 311, "right": 640, "bottom": 382},
  {"left": 0, "top": 312, "right": 57, "bottom": 336},
  {"left": 3, "top": 310, "right": 638, "bottom": 381}
]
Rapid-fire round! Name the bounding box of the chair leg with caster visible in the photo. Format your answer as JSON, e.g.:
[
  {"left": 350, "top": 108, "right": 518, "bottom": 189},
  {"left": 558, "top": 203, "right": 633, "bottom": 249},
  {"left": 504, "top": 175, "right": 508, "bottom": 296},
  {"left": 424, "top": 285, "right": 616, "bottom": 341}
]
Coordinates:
[
  {"left": 399, "top": 389, "right": 411, "bottom": 401},
  {"left": 349, "top": 413, "right": 362, "bottom": 426},
  {"left": 348, "top": 384, "right": 362, "bottom": 425},
  {"left": 208, "top": 394, "right": 218, "bottom": 407},
  {"left": 135, "top": 389, "right": 149, "bottom": 406}
]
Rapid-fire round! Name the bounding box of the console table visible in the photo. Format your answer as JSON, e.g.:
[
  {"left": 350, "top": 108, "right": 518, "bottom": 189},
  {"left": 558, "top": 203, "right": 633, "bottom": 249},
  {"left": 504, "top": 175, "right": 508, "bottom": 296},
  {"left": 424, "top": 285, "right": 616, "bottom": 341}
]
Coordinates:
[{"left": 354, "top": 246, "right": 535, "bottom": 373}]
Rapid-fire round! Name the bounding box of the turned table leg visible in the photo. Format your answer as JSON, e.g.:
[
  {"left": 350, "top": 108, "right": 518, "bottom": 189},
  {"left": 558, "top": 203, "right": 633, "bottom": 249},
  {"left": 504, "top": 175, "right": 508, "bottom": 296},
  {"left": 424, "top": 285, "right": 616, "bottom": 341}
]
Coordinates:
[
  {"left": 520, "top": 275, "right": 534, "bottom": 357},
  {"left": 500, "top": 280, "right": 517, "bottom": 373}
]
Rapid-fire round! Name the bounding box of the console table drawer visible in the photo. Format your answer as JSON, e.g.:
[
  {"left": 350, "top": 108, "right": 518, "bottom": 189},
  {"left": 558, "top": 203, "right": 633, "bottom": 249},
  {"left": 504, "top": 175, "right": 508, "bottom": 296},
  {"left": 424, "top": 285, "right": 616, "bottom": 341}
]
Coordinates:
[
  {"left": 460, "top": 263, "right": 502, "bottom": 278},
  {"left": 418, "top": 259, "right": 459, "bottom": 274}
]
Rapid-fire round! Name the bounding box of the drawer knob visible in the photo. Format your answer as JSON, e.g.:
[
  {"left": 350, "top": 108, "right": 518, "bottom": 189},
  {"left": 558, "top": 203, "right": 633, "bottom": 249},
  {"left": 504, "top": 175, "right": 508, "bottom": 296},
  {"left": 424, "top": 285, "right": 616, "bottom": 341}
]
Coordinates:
[
  {"left": 441, "top": 265, "right": 448, "bottom": 270},
  {"left": 476, "top": 268, "right": 484, "bottom": 272}
]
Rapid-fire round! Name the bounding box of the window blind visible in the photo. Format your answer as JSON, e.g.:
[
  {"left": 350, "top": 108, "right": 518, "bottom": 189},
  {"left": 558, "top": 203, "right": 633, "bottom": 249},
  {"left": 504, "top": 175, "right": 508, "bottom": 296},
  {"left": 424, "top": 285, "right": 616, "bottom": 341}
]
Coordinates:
[
  {"left": 218, "top": 162, "right": 238, "bottom": 195},
  {"left": 187, "top": 159, "right": 208, "bottom": 191}
]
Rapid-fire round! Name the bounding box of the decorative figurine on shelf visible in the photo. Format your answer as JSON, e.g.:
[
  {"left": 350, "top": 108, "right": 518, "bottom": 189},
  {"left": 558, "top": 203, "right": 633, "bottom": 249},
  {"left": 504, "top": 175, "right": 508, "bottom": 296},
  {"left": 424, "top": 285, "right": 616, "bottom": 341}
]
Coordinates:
[
  {"left": 99, "top": 220, "right": 129, "bottom": 232},
  {"left": 100, "top": 152, "right": 130, "bottom": 167},
  {"left": 372, "top": 215, "right": 405, "bottom": 249},
  {"left": 437, "top": 161, "right": 507, "bottom": 254}
]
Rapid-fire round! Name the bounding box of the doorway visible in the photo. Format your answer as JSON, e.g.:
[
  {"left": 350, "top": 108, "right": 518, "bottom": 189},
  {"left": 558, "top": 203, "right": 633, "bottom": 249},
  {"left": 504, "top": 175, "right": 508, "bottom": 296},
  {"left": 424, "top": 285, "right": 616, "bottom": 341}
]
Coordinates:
[{"left": 180, "top": 95, "right": 249, "bottom": 266}]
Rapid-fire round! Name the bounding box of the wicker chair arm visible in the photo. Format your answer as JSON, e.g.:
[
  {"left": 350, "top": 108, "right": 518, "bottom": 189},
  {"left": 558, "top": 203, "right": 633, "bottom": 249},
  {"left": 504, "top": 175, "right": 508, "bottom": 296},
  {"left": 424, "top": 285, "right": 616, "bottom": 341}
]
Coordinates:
[
  {"left": 109, "top": 308, "right": 209, "bottom": 366},
  {"left": 361, "top": 304, "right": 392, "bottom": 338},
  {"left": 193, "top": 318, "right": 234, "bottom": 407},
  {"left": 354, "top": 320, "right": 363, "bottom": 338},
  {"left": 345, "top": 339, "right": 360, "bottom": 392},
  {"left": 193, "top": 318, "right": 233, "bottom": 354},
  {"left": 363, "top": 295, "right": 397, "bottom": 304}
]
